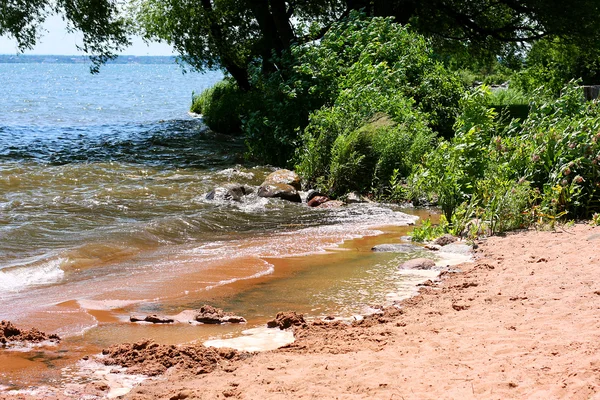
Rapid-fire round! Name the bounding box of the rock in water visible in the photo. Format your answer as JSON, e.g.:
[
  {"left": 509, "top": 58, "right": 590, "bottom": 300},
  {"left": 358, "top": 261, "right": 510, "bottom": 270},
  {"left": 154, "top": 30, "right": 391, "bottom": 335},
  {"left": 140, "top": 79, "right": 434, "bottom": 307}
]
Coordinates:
[
  {"left": 345, "top": 191, "right": 370, "bottom": 204},
  {"left": 306, "top": 189, "right": 326, "bottom": 203},
  {"left": 371, "top": 243, "right": 421, "bottom": 253},
  {"left": 205, "top": 183, "right": 252, "bottom": 202},
  {"left": 267, "top": 311, "right": 306, "bottom": 330},
  {"left": 307, "top": 195, "right": 329, "bottom": 207},
  {"left": 195, "top": 305, "right": 247, "bottom": 324},
  {"left": 399, "top": 258, "right": 436, "bottom": 270},
  {"left": 130, "top": 314, "right": 174, "bottom": 324},
  {"left": 262, "top": 169, "right": 302, "bottom": 190},
  {"left": 257, "top": 183, "right": 301, "bottom": 203}
]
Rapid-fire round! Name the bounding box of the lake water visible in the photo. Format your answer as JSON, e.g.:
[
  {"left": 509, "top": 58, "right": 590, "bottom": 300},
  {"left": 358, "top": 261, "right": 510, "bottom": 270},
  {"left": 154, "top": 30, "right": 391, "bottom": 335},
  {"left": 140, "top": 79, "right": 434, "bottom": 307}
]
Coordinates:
[{"left": 0, "top": 58, "right": 435, "bottom": 390}]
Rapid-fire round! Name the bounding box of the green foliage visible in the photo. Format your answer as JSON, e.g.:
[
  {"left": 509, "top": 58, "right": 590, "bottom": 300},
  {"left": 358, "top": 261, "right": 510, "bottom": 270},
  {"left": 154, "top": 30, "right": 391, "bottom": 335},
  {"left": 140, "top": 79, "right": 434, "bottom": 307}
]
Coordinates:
[
  {"left": 295, "top": 14, "right": 463, "bottom": 138},
  {"left": 410, "top": 218, "right": 448, "bottom": 242},
  {"left": 488, "top": 88, "right": 529, "bottom": 106},
  {"left": 515, "top": 38, "right": 600, "bottom": 96},
  {"left": 411, "top": 81, "right": 600, "bottom": 236},
  {"left": 191, "top": 79, "right": 248, "bottom": 134},
  {"left": 293, "top": 14, "right": 460, "bottom": 196},
  {"left": 241, "top": 55, "right": 326, "bottom": 166}
]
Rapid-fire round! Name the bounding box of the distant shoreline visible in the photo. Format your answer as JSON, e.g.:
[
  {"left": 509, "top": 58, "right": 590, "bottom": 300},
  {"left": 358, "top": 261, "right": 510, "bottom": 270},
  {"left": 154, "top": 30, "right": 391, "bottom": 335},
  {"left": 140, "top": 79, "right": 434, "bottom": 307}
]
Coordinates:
[{"left": 0, "top": 54, "right": 178, "bottom": 64}]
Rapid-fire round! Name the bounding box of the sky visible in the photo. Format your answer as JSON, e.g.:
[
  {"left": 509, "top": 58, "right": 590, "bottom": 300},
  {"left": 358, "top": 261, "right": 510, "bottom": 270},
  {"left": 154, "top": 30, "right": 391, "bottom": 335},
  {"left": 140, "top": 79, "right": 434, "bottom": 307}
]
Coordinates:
[{"left": 0, "top": 14, "right": 175, "bottom": 56}]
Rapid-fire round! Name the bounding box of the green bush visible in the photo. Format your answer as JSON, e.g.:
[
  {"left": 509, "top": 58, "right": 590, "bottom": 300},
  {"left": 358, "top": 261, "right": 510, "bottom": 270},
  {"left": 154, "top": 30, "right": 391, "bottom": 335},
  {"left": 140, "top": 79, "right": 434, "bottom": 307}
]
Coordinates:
[
  {"left": 295, "top": 14, "right": 463, "bottom": 139},
  {"left": 293, "top": 14, "right": 461, "bottom": 196},
  {"left": 191, "top": 79, "right": 248, "bottom": 134},
  {"left": 410, "top": 82, "right": 600, "bottom": 236},
  {"left": 296, "top": 87, "right": 436, "bottom": 197}
]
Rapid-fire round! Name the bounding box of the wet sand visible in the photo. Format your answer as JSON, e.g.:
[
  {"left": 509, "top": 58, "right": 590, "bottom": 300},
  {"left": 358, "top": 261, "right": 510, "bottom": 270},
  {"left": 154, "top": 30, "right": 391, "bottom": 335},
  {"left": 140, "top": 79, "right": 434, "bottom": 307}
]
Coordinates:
[
  {"left": 98, "top": 223, "right": 600, "bottom": 399},
  {"left": 0, "top": 212, "right": 438, "bottom": 392}
]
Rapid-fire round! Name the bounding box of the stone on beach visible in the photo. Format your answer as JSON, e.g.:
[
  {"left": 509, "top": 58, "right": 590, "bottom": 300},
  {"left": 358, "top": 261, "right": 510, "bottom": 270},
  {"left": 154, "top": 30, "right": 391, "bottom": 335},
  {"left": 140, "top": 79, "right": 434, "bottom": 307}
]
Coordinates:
[
  {"left": 267, "top": 311, "right": 306, "bottom": 330},
  {"left": 398, "top": 258, "right": 436, "bottom": 270},
  {"left": 439, "top": 243, "right": 472, "bottom": 256},
  {"left": 433, "top": 234, "right": 457, "bottom": 246}
]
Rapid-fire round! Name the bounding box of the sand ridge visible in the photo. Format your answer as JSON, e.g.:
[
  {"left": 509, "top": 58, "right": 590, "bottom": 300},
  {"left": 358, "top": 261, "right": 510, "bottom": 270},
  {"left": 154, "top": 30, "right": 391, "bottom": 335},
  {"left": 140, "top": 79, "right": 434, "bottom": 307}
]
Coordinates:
[{"left": 121, "top": 223, "right": 600, "bottom": 399}]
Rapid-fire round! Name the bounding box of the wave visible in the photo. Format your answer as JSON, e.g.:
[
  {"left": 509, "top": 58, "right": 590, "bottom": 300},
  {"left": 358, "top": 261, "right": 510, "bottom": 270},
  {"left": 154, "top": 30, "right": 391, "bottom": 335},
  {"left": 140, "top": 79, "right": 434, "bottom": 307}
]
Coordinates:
[{"left": 0, "top": 258, "right": 66, "bottom": 293}]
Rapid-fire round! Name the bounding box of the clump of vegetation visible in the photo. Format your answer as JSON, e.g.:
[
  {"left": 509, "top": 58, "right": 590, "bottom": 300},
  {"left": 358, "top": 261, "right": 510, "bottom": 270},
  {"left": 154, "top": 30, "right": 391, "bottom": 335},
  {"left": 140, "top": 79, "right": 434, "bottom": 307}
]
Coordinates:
[
  {"left": 191, "top": 79, "right": 249, "bottom": 134},
  {"left": 195, "top": 14, "right": 462, "bottom": 177},
  {"left": 410, "top": 82, "right": 600, "bottom": 238},
  {"left": 293, "top": 15, "right": 461, "bottom": 196},
  {"left": 410, "top": 218, "right": 449, "bottom": 242}
]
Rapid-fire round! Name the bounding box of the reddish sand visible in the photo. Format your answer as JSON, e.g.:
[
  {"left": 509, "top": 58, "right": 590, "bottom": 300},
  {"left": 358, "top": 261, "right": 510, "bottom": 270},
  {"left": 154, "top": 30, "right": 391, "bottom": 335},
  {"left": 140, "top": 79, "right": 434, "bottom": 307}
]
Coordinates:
[{"left": 4, "top": 223, "right": 600, "bottom": 399}]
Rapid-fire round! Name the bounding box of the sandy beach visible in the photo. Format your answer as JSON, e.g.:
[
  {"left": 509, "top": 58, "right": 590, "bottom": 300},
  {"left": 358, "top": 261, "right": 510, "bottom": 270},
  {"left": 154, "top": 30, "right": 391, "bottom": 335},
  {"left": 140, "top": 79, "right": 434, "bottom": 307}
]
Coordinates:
[
  {"left": 4, "top": 223, "right": 600, "bottom": 399},
  {"left": 118, "top": 223, "right": 600, "bottom": 400}
]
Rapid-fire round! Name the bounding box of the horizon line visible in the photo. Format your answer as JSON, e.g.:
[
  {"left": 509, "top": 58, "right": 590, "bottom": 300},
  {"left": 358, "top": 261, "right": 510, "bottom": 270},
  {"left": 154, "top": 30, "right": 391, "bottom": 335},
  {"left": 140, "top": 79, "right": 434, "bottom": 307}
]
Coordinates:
[{"left": 0, "top": 53, "right": 176, "bottom": 57}]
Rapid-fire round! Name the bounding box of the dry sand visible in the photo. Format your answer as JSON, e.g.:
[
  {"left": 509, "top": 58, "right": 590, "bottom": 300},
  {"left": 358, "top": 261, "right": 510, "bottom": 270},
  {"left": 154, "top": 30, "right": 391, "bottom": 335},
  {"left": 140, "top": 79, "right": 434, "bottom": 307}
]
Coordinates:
[{"left": 4, "top": 223, "right": 600, "bottom": 399}]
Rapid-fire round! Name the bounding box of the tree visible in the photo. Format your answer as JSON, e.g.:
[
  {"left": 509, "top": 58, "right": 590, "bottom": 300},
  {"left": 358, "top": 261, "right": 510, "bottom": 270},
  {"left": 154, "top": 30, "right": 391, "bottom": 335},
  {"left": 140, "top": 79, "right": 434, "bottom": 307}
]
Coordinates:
[
  {"left": 3, "top": 0, "right": 599, "bottom": 85},
  {"left": 1, "top": 0, "right": 130, "bottom": 72}
]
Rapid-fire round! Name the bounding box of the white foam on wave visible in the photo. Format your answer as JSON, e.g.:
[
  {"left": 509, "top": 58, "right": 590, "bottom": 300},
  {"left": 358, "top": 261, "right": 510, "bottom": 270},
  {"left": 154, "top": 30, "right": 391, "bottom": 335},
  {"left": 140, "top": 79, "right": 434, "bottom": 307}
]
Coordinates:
[
  {"left": 0, "top": 258, "right": 66, "bottom": 293},
  {"left": 77, "top": 299, "right": 147, "bottom": 311},
  {"left": 185, "top": 204, "right": 418, "bottom": 262}
]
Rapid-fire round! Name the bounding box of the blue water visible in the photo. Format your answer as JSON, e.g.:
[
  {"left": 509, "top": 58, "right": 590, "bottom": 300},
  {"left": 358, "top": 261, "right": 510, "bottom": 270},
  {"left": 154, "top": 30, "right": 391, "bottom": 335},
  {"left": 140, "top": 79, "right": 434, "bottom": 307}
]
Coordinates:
[
  {"left": 0, "top": 62, "right": 242, "bottom": 167},
  {"left": 0, "top": 62, "right": 221, "bottom": 126}
]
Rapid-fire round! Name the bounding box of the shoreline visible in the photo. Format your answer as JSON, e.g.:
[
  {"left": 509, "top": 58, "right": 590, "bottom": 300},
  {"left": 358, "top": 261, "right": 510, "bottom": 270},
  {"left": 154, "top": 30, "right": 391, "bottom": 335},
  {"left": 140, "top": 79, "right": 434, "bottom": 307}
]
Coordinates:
[
  {"left": 78, "top": 223, "right": 600, "bottom": 399},
  {"left": 6, "top": 223, "right": 600, "bottom": 398},
  {"left": 0, "top": 212, "right": 433, "bottom": 393}
]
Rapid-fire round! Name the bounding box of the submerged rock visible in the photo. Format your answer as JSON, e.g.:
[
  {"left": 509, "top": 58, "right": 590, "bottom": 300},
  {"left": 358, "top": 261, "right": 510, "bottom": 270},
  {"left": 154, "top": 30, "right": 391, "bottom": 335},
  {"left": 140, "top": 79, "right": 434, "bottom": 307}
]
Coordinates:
[
  {"left": 262, "top": 169, "right": 302, "bottom": 190},
  {"left": 257, "top": 183, "right": 301, "bottom": 203},
  {"left": 371, "top": 243, "right": 421, "bottom": 253},
  {"left": 398, "top": 258, "right": 436, "bottom": 270},
  {"left": 205, "top": 183, "right": 252, "bottom": 202},
  {"left": 195, "top": 305, "right": 247, "bottom": 324},
  {"left": 267, "top": 311, "right": 306, "bottom": 330}
]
